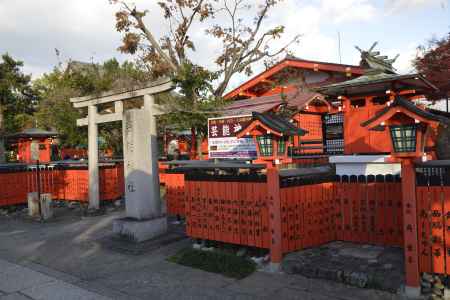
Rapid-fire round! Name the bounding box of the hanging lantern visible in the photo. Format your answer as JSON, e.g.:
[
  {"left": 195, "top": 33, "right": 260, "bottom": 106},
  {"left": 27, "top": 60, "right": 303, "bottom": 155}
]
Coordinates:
[
  {"left": 389, "top": 125, "right": 417, "bottom": 153},
  {"left": 256, "top": 135, "right": 273, "bottom": 157}
]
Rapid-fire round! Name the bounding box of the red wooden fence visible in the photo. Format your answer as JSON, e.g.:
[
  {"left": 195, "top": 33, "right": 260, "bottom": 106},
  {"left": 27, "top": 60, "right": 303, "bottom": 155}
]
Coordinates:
[
  {"left": 0, "top": 164, "right": 124, "bottom": 206},
  {"left": 0, "top": 162, "right": 173, "bottom": 207},
  {"left": 416, "top": 169, "right": 450, "bottom": 275},
  {"left": 185, "top": 176, "right": 270, "bottom": 249},
  {"left": 0, "top": 170, "right": 29, "bottom": 206},
  {"left": 184, "top": 173, "right": 404, "bottom": 254},
  {"left": 165, "top": 173, "right": 186, "bottom": 216}
]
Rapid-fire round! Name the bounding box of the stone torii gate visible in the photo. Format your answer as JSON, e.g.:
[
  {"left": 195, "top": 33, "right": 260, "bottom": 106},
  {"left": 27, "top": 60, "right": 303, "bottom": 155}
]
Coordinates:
[{"left": 70, "top": 78, "right": 174, "bottom": 241}]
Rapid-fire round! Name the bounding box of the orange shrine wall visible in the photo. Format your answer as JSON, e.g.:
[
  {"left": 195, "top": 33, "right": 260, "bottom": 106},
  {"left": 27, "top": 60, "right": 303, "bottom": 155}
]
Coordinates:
[
  {"left": 341, "top": 95, "right": 437, "bottom": 155},
  {"left": 17, "top": 138, "right": 53, "bottom": 163},
  {"left": 343, "top": 97, "right": 392, "bottom": 154}
]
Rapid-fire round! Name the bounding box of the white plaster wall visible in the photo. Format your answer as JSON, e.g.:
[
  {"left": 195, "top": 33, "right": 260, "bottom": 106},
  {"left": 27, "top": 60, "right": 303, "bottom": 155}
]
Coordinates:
[
  {"left": 330, "top": 155, "right": 401, "bottom": 176},
  {"left": 334, "top": 163, "right": 401, "bottom": 176}
]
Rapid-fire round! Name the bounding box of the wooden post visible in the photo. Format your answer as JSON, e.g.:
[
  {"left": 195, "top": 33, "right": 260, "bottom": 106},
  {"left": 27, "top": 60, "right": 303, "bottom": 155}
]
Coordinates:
[
  {"left": 401, "top": 159, "right": 420, "bottom": 294},
  {"left": 267, "top": 167, "right": 282, "bottom": 270}
]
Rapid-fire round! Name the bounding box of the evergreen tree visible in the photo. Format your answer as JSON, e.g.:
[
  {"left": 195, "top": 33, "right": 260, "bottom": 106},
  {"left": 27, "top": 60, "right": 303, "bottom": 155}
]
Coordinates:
[{"left": 0, "top": 54, "right": 36, "bottom": 162}]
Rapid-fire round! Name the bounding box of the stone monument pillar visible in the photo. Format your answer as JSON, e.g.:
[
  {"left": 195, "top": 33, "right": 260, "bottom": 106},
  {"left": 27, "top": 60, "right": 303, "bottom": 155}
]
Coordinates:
[{"left": 113, "top": 94, "right": 167, "bottom": 242}]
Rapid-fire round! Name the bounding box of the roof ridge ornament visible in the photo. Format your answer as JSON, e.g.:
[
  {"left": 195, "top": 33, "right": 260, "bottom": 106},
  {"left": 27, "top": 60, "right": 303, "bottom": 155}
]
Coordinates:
[{"left": 355, "top": 42, "right": 399, "bottom": 74}]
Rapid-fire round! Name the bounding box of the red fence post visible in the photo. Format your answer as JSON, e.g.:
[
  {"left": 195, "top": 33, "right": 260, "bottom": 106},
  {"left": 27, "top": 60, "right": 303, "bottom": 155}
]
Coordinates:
[
  {"left": 267, "top": 168, "right": 282, "bottom": 268},
  {"left": 401, "top": 159, "right": 420, "bottom": 293}
]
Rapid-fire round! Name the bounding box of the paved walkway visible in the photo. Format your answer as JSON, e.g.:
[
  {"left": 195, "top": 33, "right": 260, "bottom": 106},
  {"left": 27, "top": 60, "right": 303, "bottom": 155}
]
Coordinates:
[
  {"left": 0, "top": 258, "right": 108, "bottom": 300},
  {"left": 0, "top": 208, "right": 407, "bottom": 300}
]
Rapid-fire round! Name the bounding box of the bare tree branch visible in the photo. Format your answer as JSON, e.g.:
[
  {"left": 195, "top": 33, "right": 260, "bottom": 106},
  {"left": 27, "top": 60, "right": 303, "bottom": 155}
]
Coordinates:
[
  {"left": 113, "top": 0, "right": 300, "bottom": 98},
  {"left": 119, "top": 2, "right": 179, "bottom": 72}
]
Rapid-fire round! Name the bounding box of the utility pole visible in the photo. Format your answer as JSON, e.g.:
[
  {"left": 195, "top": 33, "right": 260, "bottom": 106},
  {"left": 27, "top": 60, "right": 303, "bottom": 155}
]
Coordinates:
[{"left": 338, "top": 31, "right": 342, "bottom": 64}]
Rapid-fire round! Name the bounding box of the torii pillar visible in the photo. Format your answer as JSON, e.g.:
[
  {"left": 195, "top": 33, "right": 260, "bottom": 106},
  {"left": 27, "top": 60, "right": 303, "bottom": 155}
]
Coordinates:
[{"left": 71, "top": 79, "right": 173, "bottom": 242}]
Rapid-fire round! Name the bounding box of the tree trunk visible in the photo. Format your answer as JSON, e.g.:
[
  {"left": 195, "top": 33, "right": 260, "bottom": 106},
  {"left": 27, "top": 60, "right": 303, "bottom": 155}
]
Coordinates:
[
  {"left": 0, "top": 104, "right": 5, "bottom": 163},
  {"left": 190, "top": 127, "right": 197, "bottom": 160},
  {"left": 196, "top": 134, "right": 203, "bottom": 160},
  {"left": 0, "top": 138, "right": 4, "bottom": 164}
]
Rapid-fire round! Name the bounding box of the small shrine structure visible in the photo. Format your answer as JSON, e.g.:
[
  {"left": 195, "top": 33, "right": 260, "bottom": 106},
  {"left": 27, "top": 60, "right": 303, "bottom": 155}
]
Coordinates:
[
  {"left": 316, "top": 42, "right": 443, "bottom": 175},
  {"left": 206, "top": 56, "right": 366, "bottom": 164},
  {"left": 235, "top": 112, "right": 307, "bottom": 166},
  {"left": 7, "top": 128, "right": 58, "bottom": 163}
]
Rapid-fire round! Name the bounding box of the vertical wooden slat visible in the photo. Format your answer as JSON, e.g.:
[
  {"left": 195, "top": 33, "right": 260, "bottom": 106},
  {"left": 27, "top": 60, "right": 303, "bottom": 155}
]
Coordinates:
[
  {"left": 417, "top": 183, "right": 432, "bottom": 273},
  {"left": 206, "top": 180, "right": 213, "bottom": 242},
  {"left": 327, "top": 182, "right": 335, "bottom": 243},
  {"left": 367, "top": 175, "right": 377, "bottom": 245},
  {"left": 335, "top": 178, "right": 343, "bottom": 241},
  {"left": 255, "top": 182, "right": 263, "bottom": 249},
  {"left": 280, "top": 186, "right": 288, "bottom": 252},
  {"left": 289, "top": 186, "right": 297, "bottom": 252},
  {"left": 430, "top": 181, "right": 445, "bottom": 274},
  {"left": 375, "top": 175, "right": 386, "bottom": 245},
  {"left": 349, "top": 176, "right": 359, "bottom": 243},
  {"left": 261, "top": 181, "right": 270, "bottom": 249},
  {"left": 384, "top": 175, "right": 395, "bottom": 246},
  {"left": 293, "top": 185, "right": 302, "bottom": 250},
  {"left": 303, "top": 183, "right": 312, "bottom": 248},
  {"left": 395, "top": 178, "right": 404, "bottom": 247},
  {"left": 247, "top": 182, "right": 255, "bottom": 247},
  {"left": 342, "top": 176, "right": 352, "bottom": 242},
  {"left": 185, "top": 180, "right": 192, "bottom": 236},
  {"left": 359, "top": 176, "right": 369, "bottom": 244},
  {"left": 443, "top": 180, "right": 450, "bottom": 275}
]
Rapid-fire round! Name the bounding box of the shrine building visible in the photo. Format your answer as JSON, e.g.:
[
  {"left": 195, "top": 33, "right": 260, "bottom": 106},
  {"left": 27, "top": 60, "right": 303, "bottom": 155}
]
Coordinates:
[
  {"left": 206, "top": 43, "right": 449, "bottom": 170},
  {"left": 7, "top": 128, "right": 58, "bottom": 163}
]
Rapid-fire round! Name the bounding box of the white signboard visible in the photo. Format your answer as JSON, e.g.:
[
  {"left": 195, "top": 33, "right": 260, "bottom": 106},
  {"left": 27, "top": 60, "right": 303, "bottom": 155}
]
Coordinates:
[{"left": 208, "top": 115, "right": 257, "bottom": 159}]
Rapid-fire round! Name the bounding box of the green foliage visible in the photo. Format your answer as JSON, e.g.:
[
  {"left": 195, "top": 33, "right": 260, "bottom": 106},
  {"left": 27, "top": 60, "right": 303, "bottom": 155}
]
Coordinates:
[
  {"left": 33, "top": 72, "right": 87, "bottom": 148},
  {"left": 414, "top": 32, "right": 450, "bottom": 100},
  {"left": 159, "top": 62, "right": 224, "bottom": 136},
  {"left": 168, "top": 248, "right": 256, "bottom": 279},
  {"left": 0, "top": 54, "right": 36, "bottom": 134},
  {"left": 174, "top": 63, "right": 217, "bottom": 100},
  {"left": 112, "top": 0, "right": 299, "bottom": 144},
  {"left": 34, "top": 59, "right": 150, "bottom": 151}
]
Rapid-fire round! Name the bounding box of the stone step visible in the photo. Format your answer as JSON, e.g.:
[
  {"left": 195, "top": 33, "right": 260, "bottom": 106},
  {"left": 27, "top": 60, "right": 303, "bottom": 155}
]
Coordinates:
[{"left": 281, "top": 241, "right": 404, "bottom": 294}]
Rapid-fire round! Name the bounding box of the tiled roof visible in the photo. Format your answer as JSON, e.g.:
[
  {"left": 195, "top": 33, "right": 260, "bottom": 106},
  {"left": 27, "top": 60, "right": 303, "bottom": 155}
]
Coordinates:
[
  {"left": 7, "top": 128, "right": 58, "bottom": 139},
  {"left": 222, "top": 91, "right": 323, "bottom": 116},
  {"left": 315, "top": 72, "right": 438, "bottom": 97},
  {"left": 251, "top": 112, "right": 307, "bottom": 136},
  {"left": 284, "top": 55, "right": 362, "bottom": 69},
  {"left": 361, "top": 96, "right": 449, "bottom": 127}
]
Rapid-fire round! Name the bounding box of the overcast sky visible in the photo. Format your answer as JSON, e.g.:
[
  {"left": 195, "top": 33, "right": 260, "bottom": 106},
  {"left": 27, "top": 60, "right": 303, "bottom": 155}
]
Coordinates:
[{"left": 0, "top": 0, "right": 449, "bottom": 91}]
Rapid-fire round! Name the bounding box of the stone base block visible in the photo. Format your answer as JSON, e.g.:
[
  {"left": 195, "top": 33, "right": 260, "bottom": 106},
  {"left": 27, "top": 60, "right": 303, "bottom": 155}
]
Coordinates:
[
  {"left": 403, "top": 286, "right": 421, "bottom": 299},
  {"left": 445, "top": 288, "right": 450, "bottom": 300},
  {"left": 113, "top": 217, "right": 167, "bottom": 243},
  {"left": 27, "top": 192, "right": 39, "bottom": 217},
  {"left": 40, "top": 194, "right": 53, "bottom": 220}
]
